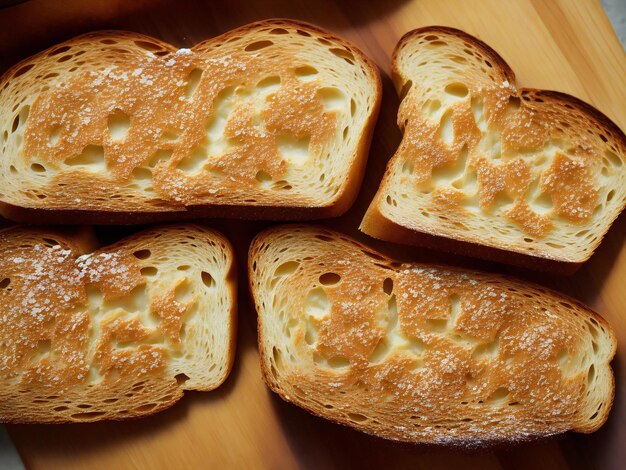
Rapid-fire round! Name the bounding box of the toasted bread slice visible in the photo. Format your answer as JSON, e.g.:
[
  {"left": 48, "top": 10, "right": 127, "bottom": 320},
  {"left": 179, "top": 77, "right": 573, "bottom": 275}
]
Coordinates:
[
  {"left": 0, "top": 19, "right": 380, "bottom": 224},
  {"left": 361, "top": 27, "right": 626, "bottom": 272},
  {"left": 0, "top": 224, "right": 236, "bottom": 423},
  {"left": 249, "top": 225, "right": 616, "bottom": 444}
]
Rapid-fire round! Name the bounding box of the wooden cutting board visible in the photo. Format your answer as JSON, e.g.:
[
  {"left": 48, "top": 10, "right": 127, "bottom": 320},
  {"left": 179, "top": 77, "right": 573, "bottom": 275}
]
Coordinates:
[{"left": 2, "top": 0, "right": 625, "bottom": 468}]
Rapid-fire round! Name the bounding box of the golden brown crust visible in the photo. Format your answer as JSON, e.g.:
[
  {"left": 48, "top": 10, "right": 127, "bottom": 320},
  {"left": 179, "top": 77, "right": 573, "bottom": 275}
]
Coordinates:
[
  {"left": 0, "top": 224, "right": 236, "bottom": 423},
  {"left": 0, "top": 20, "right": 381, "bottom": 223},
  {"left": 363, "top": 26, "right": 626, "bottom": 270},
  {"left": 249, "top": 225, "right": 616, "bottom": 444}
]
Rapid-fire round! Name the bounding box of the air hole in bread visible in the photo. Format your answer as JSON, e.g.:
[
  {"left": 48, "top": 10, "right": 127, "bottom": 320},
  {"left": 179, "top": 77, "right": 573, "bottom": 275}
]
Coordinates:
[
  {"left": 140, "top": 266, "right": 158, "bottom": 277},
  {"left": 133, "top": 249, "right": 151, "bottom": 260},
  {"left": 305, "top": 287, "right": 329, "bottom": 319},
  {"left": 184, "top": 68, "right": 203, "bottom": 99},
  {"left": 272, "top": 180, "right": 292, "bottom": 190},
  {"left": 256, "top": 75, "right": 281, "bottom": 96},
  {"left": 57, "top": 55, "right": 74, "bottom": 63},
  {"left": 11, "top": 106, "right": 29, "bottom": 133},
  {"left": 385, "top": 195, "right": 398, "bottom": 207},
  {"left": 383, "top": 277, "right": 394, "bottom": 295},
  {"left": 174, "top": 279, "right": 192, "bottom": 303},
  {"left": 472, "top": 337, "right": 499, "bottom": 361},
  {"left": 295, "top": 65, "right": 318, "bottom": 80},
  {"left": 546, "top": 242, "right": 565, "bottom": 249},
  {"left": 30, "top": 163, "right": 46, "bottom": 173},
  {"left": 318, "top": 87, "right": 346, "bottom": 112},
  {"left": 319, "top": 272, "right": 341, "bottom": 286},
  {"left": 276, "top": 134, "right": 310, "bottom": 166},
  {"left": 486, "top": 387, "right": 510, "bottom": 405},
  {"left": 177, "top": 146, "right": 207, "bottom": 173},
  {"left": 107, "top": 111, "right": 130, "bottom": 142},
  {"left": 272, "top": 346, "right": 283, "bottom": 371},
  {"left": 162, "top": 130, "right": 180, "bottom": 142},
  {"left": 13, "top": 63, "right": 34, "bottom": 78},
  {"left": 433, "top": 145, "right": 468, "bottom": 187},
  {"left": 350, "top": 98, "right": 356, "bottom": 117},
  {"left": 347, "top": 412, "right": 368, "bottom": 422},
  {"left": 444, "top": 83, "right": 469, "bottom": 98},
  {"left": 315, "top": 234, "right": 333, "bottom": 242},
  {"left": 255, "top": 170, "right": 272, "bottom": 187},
  {"left": 421, "top": 99, "right": 441, "bottom": 118},
  {"left": 131, "top": 167, "right": 152, "bottom": 181},
  {"left": 426, "top": 319, "right": 448, "bottom": 333},
  {"left": 0, "top": 278, "right": 10, "bottom": 289},
  {"left": 147, "top": 149, "right": 173, "bottom": 168},
  {"left": 436, "top": 109, "right": 454, "bottom": 146},
  {"left": 175, "top": 373, "right": 190, "bottom": 385},
  {"left": 274, "top": 261, "right": 299, "bottom": 278},
  {"left": 65, "top": 145, "right": 105, "bottom": 169},
  {"left": 605, "top": 149, "right": 622, "bottom": 168},
  {"left": 269, "top": 28, "right": 288, "bottom": 35},
  {"left": 245, "top": 40, "right": 274, "bottom": 52},
  {"left": 402, "top": 159, "right": 414, "bottom": 175},
  {"left": 587, "top": 364, "right": 596, "bottom": 385},
  {"left": 296, "top": 30, "right": 312, "bottom": 37},
  {"left": 201, "top": 271, "right": 215, "bottom": 288},
  {"left": 177, "top": 265, "right": 190, "bottom": 271},
  {"left": 342, "top": 126, "right": 349, "bottom": 140},
  {"left": 304, "top": 319, "right": 318, "bottom": 346},
  {"left": 134, "top": 40, "right": 165, "bottom": 52},
  {"left": 48, "top": 45, "right": 71, "bottom": 56},
  {"left": 71, "top": 411, "right": 107, "bottom": 420},
  {"left": 49, "top": 126, "right": 61, "bottom": 146},
  {"left": 41, "top": 238, "right": 60, "bottom": 247}
]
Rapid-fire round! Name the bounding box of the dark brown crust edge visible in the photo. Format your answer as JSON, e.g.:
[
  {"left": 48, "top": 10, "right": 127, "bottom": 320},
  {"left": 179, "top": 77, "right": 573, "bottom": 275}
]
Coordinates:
[
  {"left": 0, "top": 19, "right": 382, "bottom": 224},
  {"left": 364, "top": 25, "right": 626, "bottom": 273},
  {"left": 248, "top": 224, "right": 617, "bottom": 443},
  {"left": 0, "top": 223, "right": 237, "bottom": 424}
]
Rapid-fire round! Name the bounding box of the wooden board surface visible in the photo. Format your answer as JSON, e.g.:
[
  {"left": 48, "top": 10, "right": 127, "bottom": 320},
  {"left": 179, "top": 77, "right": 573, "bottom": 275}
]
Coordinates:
[{"left": 2, "top": 0, "right": 625, "bottom": 468}]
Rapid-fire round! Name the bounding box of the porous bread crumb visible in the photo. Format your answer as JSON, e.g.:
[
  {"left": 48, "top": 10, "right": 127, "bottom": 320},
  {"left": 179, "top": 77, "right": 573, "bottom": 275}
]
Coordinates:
[
  {"left": 362, "top": 26, "right": 626, "bottom": 265},
  {"left": 0, "top": 224, "right": 235, "bottom": 423},
  {"left": 0, "top": 22, "right": 380, "bottom": 217},
  {"left": 251, "top": 225, "right": 616, "bottom": 444}
]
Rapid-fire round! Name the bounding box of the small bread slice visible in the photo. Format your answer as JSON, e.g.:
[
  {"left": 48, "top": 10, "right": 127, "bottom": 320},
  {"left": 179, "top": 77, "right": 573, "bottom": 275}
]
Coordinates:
[
  {"left": 361, "top": 27, "right": 626, "bottom": 272},
  {"left": 249, "top": 225, "right": 616, "bottom": 444},
  {"left": 0, "top": 19, "right": 380, "bottom": 224},
  {"left": 0, "top": 224, "right": 236, "bottom": 423}
]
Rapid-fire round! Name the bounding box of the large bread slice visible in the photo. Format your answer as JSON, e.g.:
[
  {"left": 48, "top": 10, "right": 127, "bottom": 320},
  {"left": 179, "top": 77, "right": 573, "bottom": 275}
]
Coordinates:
[
  {"left": 0, "top": 19, "right": 380, "bottom": 224},
  {"left": 361, "top": 27, "right": 626, "bottom": 272},
  {"left": 249, "top": 225, "right": 616, "bottom": 444},
  {"left": 0, "top": 224, "right": 236, "bottom": 423}
]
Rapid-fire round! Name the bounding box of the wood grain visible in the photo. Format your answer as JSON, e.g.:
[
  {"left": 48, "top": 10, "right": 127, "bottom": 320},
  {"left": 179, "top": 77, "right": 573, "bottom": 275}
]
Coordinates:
[{"left": 1, "top": 0, "right": 624, "bottom": 468}]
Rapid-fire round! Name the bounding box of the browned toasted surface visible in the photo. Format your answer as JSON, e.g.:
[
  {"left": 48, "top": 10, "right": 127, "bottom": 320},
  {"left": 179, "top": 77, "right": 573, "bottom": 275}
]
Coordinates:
[
  {"left": 0, "top": 20, "right": 380, "bottom": 220},
  {"left": 361, "top": 27, "right": 626, "bottom": 267},
  {"left": 0, "top": 224, "right": 236, "bottom": 423},
  {"left": 250, "top": 225, "right": 616, "bottom": 444}
]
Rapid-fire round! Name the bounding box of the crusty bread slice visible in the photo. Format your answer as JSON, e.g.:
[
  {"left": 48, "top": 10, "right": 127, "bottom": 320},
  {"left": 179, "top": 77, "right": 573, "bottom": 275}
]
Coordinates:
[
  {"left": 361, "top": 27, "right": 626, "bottom": 272},
  {"left": 249, "top": 225, "right": 616, "bottom": 444},
  {"left": 0, "top": 224, "right": 236, "bottom": 423},
  {"left": 0, "top": 19, "right": 380, "bottom": 224}
]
